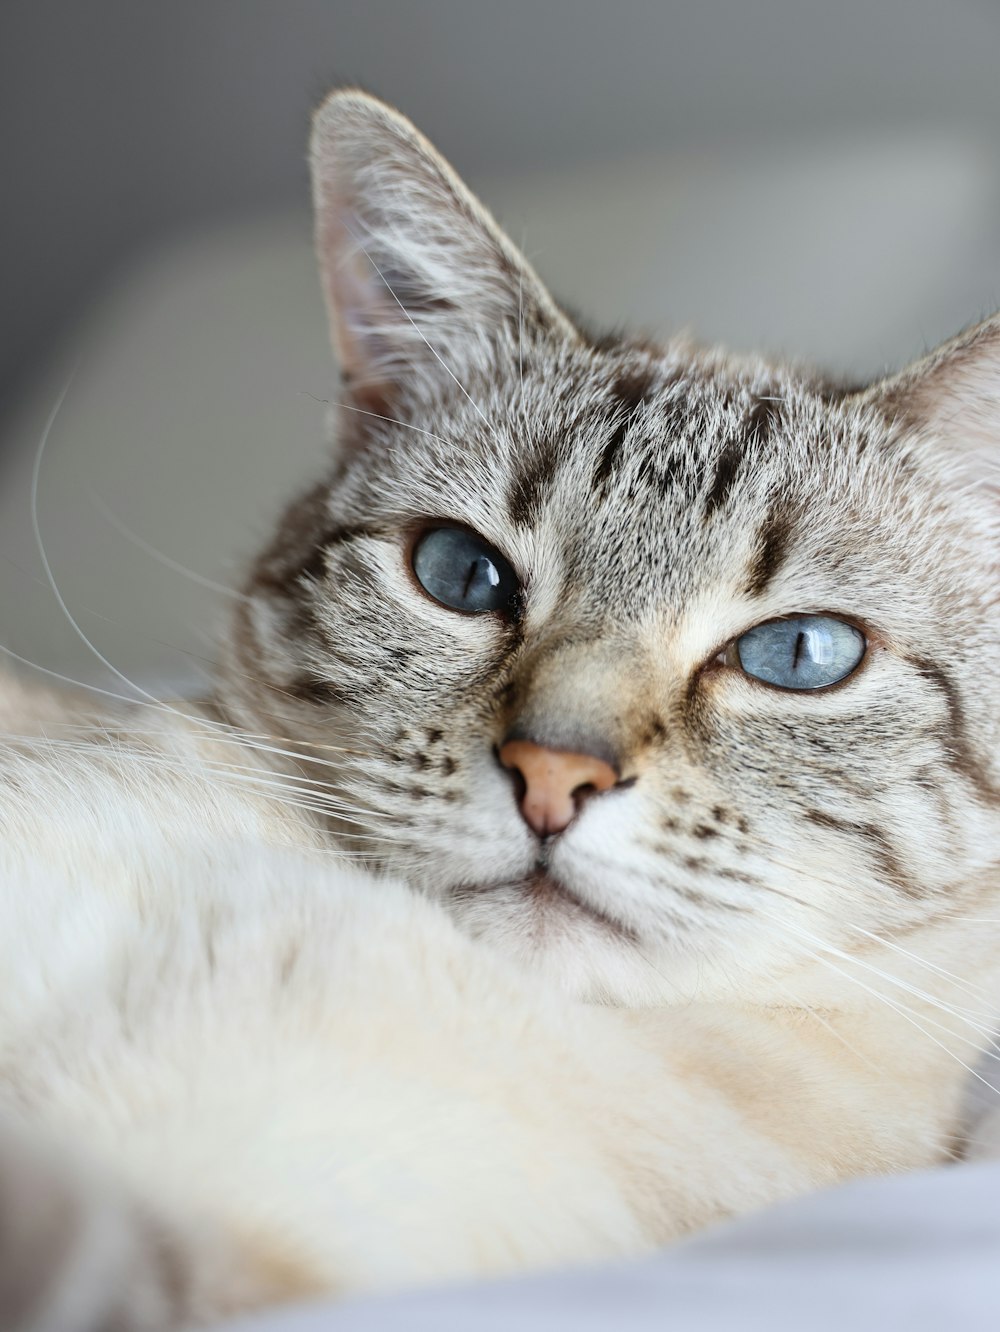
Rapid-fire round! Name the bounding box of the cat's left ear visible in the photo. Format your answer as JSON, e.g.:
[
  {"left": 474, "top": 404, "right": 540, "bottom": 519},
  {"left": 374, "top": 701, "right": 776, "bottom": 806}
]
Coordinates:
[
  {"left": 310, "top": 89, "right": 576, "bottom": 414},
  {"left": 866, "top": 315, "right": 1000, "bottom": 498}
]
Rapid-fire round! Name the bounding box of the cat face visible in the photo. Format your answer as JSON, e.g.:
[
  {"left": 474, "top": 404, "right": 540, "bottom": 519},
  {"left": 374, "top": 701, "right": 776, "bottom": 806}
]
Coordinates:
[{"left": 224, "top": 92, "right": 1000, "bottom": 1004}]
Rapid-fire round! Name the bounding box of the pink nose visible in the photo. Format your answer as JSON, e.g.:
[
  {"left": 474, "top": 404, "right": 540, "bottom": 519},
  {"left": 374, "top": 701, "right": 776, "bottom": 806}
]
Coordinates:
[{"left": 498, "top": 739, "right": 618, "bottom": 837}]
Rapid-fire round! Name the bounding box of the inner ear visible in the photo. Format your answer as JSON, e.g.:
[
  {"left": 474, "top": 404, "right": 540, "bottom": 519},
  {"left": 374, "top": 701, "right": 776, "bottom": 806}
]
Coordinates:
[{"left": 309, "top": 89, "right": 576, "bottom": 418}]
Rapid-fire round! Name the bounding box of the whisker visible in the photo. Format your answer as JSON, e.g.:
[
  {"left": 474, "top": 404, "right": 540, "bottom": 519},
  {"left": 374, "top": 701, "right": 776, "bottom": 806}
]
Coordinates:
[
  {"left": 31, "top": 374, "right": 168, "bottom": 709},
  {"left": 325, "top": 399, "right": 454, "bottom": 449},
  {"left": 3, "top": 735, "right": 392, "bottom": 833},
  {"left": 757, "top": 906, "right": 1000, "bottom": 1038},
  {"left": 761, "top": 874, "right": 997, "bottom": 1011},
  {"left": 88, "top": 490, "right": 247, "bottom": 600},
  {"left": 2, "top": 723, "right": 391, "bottom": 814},
  {"left": 837, "top": 916, "right": 997, "bottom": 1006},
  {"left": 733, "top": 823, "right": 998, "bottom": 1005},
  {"left": 24, "top": 382, "right": 323, "bottom": 756},
  {"left": 1, "top": 643, "right": 176, "bottom": 714},
  {"left": 0, "top": 650, "right": 387, "bottom": 828},
  {"left": 796, "top": 940, "right": 1000, "bottom": 1097}
]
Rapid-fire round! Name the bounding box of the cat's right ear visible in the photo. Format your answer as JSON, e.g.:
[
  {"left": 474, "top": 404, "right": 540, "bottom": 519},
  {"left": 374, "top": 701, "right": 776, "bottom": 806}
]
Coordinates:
[
  {"left": 309, "top": 90, "right": 576, "bottom": 416},
  {"left": 866, "top": 315, "right": 1000, "bottom": 506}
]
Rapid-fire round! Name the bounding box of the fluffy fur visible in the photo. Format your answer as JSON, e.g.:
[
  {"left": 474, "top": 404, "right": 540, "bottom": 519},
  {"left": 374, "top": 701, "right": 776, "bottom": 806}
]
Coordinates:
[{"left": 1, "top": 90, "right": 998, "bottom": 1328}]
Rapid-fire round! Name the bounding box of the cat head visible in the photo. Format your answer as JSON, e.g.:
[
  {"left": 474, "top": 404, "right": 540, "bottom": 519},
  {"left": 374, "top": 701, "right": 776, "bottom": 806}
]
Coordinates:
[{"left": 223, "top": 90, "right": 999, "bottom": 1004}]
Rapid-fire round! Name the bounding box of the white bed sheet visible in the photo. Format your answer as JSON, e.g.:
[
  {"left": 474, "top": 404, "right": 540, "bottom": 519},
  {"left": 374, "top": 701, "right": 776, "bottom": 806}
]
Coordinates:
[{"left": 228, "top": 1161, "right": 1000, "bottom": 1332}]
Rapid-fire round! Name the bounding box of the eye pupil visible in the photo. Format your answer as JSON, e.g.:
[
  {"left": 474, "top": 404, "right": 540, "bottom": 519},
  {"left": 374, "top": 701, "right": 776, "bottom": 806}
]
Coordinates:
[
  {"left": 736, "top": 616, "right": 865, "bottom": 690},
  {"left": 412, "top": 528, "right": 519, "bottom": 615}
]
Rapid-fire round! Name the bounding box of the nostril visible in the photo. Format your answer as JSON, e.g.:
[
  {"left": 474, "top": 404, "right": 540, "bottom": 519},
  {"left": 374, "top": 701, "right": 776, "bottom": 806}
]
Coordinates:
[
  {"left": 507, "top": 764, "right": 527, "bottom": 806},
  {"left": 494, "top": 742, "right": 527, "bottom": 799},
  {"left": 570, "top": 780, "right": 598, "bottom": 812}
]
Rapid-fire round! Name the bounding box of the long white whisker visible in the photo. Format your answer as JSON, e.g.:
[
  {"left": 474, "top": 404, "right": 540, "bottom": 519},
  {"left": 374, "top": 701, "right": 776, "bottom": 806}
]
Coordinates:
[
  {"left": 838, "top": 916, "right": 996, "bottom": 1006},
  {"left": 737, "top": 824, "right": 997, "bottom": 1006},
  {"left": 0, "top": 644, "right": 389, "bottom": 807},
  {"left": 4, "top": 734, "right": 392, "bottom": 833},
  {"left": 0, "top": 643, "right": 324, "bottom": 775},
  {"left": 1, "top": 718, "right": 390, "bottom": 814},
  {"left": 758, "top": 905, "right": 1000, "bottom": 1036},
  {"left": 25, "top": 382, "right": 309, "bottom": 753},
  {"left": 88, "top": 491, "right": 247, "bottom": 600},
  {"left": 31, "top": 375, "right": 166, "bottom": 708},
  {"left": 795, "top": 941, "right": 1000, "bottom": 1097},
  {"left": 327, "top": 399, "right": 455, "bottom": 449},
  {"left": 1, "top": 643, "right": 173, "bottom": 714}
]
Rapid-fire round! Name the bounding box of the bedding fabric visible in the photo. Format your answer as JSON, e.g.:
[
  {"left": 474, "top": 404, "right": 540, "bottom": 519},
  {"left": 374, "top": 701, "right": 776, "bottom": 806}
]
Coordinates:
[{"left": 228, "top": 1161, "right": 1000, "bottom": 1331}]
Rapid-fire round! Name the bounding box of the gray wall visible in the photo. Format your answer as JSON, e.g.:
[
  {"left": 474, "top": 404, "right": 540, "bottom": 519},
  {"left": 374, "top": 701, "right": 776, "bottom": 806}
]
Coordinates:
[
  {"left": 3, "top": 0, "right": 1000, "bottom": 687},
  {"left": 4, "top": 0, "right": 1000, "bottom": 425}
]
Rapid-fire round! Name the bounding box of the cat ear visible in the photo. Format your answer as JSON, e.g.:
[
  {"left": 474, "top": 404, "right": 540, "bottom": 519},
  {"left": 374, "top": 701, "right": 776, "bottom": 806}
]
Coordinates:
[
  {"left": 867, "top": 315, "right": 1000, "bottom": 500},
  {"left": 310, "top": 90, "right": 575, "bottom": 413}
]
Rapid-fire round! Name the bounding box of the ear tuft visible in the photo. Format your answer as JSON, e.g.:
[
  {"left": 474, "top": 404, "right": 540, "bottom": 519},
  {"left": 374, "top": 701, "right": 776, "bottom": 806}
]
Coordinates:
[
  {"left": 868, "top": 315, "right": 1000, "bottom": 501},
  {"left": 309, "top": 90, "right": 572, "bottom": 413}
]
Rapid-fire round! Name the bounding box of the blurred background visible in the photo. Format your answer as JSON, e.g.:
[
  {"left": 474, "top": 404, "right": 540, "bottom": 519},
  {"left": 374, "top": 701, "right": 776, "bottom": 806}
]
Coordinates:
[{"left": 2, "top": 0, "right": 999, "bottom": 688}]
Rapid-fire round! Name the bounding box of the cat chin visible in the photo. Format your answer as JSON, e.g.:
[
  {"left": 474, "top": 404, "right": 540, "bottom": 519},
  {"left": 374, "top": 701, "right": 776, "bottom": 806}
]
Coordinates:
[
  {"left": 443, "top": 868, "right": 630, "bottom": 941},
  {"left": 518, "top": 868, "right": 633, "bottom": 938},
  {"left": 437, "top": 872, "right": 686, "bottom": 1005}
]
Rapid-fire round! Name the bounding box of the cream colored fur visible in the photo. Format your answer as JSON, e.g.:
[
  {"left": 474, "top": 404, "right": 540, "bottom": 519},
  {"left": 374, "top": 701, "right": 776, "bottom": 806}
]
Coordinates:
[
  {"left": 0, "top": 671, "right": 995, "bottom": 1327},
  {"left": 1, "top": 88, "right": 998, "bottom": 1329}
]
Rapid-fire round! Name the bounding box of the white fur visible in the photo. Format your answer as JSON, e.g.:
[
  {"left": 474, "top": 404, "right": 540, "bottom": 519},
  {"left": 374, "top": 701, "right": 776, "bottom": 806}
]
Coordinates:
[
  {"left": 2, "top": 88, "right": 999, "bottom": 1328},
  {"left": 0, "top": 673, "right": 995, "bottom": 1327}
]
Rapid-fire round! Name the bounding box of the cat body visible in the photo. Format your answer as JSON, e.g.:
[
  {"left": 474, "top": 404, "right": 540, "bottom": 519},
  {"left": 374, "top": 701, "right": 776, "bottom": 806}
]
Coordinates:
[
  {"left": 1, "top": 89, "right": 999, "bottom": 1328},
  {"left": 0, "top": 674, "right": 988, "bottom": 1327}
]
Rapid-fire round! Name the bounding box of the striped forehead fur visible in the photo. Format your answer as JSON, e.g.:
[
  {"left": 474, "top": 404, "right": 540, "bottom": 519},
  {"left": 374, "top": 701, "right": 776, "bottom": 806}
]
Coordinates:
[{"left": 220, "top": 89, "right": 999, "bottom": 1008}]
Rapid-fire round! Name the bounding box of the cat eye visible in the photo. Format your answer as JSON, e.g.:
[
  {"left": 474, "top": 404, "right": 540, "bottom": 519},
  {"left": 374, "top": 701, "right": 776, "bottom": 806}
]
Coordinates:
[
  {"left": 734, "top": 615, "right": 866, "bottom": 691},
  {"left": 411, "top": 527, "right": 520, "bottom": 616}
]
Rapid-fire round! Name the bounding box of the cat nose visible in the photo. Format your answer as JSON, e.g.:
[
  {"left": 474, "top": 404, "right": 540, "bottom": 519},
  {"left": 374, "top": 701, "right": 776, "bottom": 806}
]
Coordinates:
[{"left": 497, "top": 738, "right": 619, "bottom": 838}]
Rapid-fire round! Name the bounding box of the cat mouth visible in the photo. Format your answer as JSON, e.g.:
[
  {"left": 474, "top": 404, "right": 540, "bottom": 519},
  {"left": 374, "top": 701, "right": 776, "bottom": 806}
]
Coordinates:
[
  {"left": 516, "top": 869, "right": 634, "bottom": 938},
  {"left": 448, "top": 867, "right": 635, "bottom": 940}
]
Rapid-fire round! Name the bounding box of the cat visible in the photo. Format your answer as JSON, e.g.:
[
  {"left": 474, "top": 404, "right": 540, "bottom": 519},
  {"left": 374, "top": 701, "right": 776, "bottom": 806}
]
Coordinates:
[{"left": 1, "top": 86, "right": 998, "bottom": 1330}]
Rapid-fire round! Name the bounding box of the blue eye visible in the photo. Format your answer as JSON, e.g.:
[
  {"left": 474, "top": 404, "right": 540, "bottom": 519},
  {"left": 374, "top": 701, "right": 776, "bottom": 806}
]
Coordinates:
[
  {"left": 412, "top": 527, "right": 520, "bottom": 615},
  {"left": 735, "top": 615, "right": 865, "bottom": 690}
]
